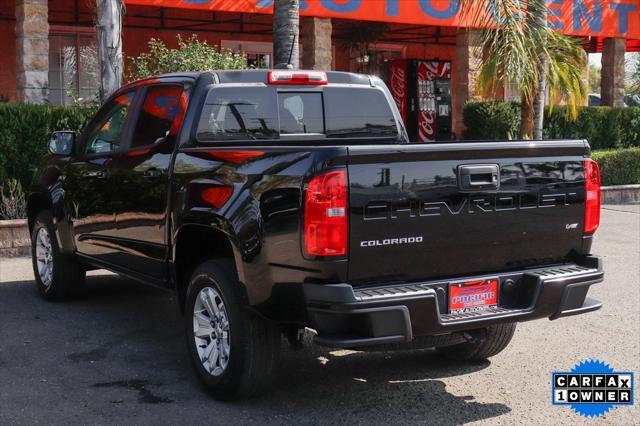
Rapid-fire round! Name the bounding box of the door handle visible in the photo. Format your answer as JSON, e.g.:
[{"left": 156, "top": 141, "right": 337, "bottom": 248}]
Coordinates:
[
  {"left": 83, "top": 170, "right": 109, "bottom": 179},
  {"left": 458, "top": 164, "right": 500, "bottom": 190},
  {"left": 143, "top": 168, "right": 162, "bottom": 178}
]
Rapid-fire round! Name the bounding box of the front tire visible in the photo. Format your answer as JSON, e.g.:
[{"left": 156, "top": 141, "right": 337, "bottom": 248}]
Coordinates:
[
  {"left": 31, "top": 210, "right": 85, "bottom": 301},
  {"left": 437, "top": 323, "right": 516, "bottom": 361},
  {"left": 184, "top": 260, "right": 280, "bottom": 400}
]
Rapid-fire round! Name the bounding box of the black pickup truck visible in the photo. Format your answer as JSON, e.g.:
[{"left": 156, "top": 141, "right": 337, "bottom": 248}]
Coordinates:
[{"left": 28, "top": 70, "right": 604, "bottom": 400}]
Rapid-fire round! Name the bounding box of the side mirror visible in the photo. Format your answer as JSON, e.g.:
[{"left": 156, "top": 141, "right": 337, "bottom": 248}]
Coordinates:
[{"left": 48, "top": 131, "right": 76, "bottom": 156}]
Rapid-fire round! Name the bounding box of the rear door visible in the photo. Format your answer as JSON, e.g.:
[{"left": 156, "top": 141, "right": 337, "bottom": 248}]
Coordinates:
[
  {"left": 347, "top": 141, "right": 588, "bottom": 285},
  {"left": 101, "top": 81, "right": 188, "bottom": 282}
]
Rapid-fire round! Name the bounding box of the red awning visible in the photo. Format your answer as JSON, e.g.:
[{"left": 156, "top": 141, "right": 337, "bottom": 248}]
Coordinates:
[
  {"left": 124, "top": 0, "right": 640, "bottom": 41},
  {"left": 584, "top": 36, "right": 640, "bottom": 52}
]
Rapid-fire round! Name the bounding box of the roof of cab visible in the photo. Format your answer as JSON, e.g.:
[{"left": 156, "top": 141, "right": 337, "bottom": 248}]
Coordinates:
[
  {"left": 213, "top": 69, "right": 372, "bottom": 86},
  {"left": 117, "top": 70, "right": 373, "bottom": 95}
]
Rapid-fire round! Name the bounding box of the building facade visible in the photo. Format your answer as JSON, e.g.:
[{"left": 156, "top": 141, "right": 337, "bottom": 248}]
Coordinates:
[{"left": 1, "top": 0, "right": 639, "bottom": 138}]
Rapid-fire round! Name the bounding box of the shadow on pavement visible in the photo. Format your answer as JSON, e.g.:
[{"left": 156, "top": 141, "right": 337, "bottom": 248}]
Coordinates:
[{"left": 0, "top": 274, "right": 511, "bottom": 424}]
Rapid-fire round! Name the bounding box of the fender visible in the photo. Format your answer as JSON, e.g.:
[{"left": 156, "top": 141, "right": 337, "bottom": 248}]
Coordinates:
[
  {"left": 28, "top": 162, "right": 76, "bottom": 255},
  {"left": 171, "top": 212, "right": 266, "bottom": 306}
]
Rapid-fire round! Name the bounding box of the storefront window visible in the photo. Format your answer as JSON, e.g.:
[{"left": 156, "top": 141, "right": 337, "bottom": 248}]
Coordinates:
[
  {"left": 49, "top": 32, "right": 99, "bottom": 106},
  {"left": 349, "top": 44, "right": 405, "bottom": 82},
  {"left": 221, "top": 40, "right": 304, "bottom": 69}
]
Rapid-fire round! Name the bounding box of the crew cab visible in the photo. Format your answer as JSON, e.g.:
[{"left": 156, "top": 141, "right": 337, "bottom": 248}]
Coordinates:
[{"left": 28, "top": 70, "right": 604, "bottom": 400}]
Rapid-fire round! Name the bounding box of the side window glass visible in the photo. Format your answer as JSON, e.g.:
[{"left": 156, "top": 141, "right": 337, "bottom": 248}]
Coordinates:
[
  {"left": 278, "top": 93, "right": 324, "bottom": 134},
  {"left": 85, "top": 92, "right": 134, "bottom": 154},
  {"left": 196, "top": 87, "right": 278, "bottom": 142},
  {"left": 131, "top": 85, "right": 184, "bottom": 148}
]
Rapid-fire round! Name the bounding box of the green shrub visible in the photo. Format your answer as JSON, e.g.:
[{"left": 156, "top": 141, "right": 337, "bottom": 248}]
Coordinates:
[
  {"left": 462, "top": 101, "right": 640, "bottom": 150},
  {"left": 462, "top": 101, "right": 521, "bottom": 140},
  {"left": 592, "top": 148, "right": 640, "bottom": 186},
  {"left": 0, "top": 103, "right": 92, "bottom": 190},
  {"left": 544, "top": 106, "right": 640, "bottom": 150},
  {"left": 128, "top": 35, "right": 248, "bottom": 81}
]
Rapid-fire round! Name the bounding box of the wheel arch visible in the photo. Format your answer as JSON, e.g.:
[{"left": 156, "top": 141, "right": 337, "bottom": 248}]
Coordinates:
[
  {"left": 27, "top": 193, "right": 52, "bottom": 233},
  {"left": 173, "top": 223, "right": 247, "bottom": 313}
]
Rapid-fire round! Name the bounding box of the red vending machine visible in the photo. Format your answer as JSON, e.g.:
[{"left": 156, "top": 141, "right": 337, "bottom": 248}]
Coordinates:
[{"left": 388, "top": 59, "right": 452, "bottom": 142}]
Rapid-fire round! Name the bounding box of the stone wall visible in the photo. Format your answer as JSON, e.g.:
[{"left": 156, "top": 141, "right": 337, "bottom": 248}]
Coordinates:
[
  {"left": 600, "top": 38, "right": 626, "bottom": 108},
  {"left": 453, "top": 29, "right": 482, "bottom": 138},
  {"left": 0, "top": 220, "right": 30, "bottom": 257},
  {"left": 302, "top": 17, "right": 332, "bottom": 70},
  {"left": 15, "top": 0, "right": 49, "bottom": 104}
]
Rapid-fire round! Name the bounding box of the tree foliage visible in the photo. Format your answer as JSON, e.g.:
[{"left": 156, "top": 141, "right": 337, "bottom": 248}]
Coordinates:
[
  {"left": 127, "top": 35, "right": 248, "bottom": 81},
  {"left": 462, "top": 0, "right": 586, "bottom": 138},
  {"left": 631, "top": 53, "right": 640, "bottom": 95}
]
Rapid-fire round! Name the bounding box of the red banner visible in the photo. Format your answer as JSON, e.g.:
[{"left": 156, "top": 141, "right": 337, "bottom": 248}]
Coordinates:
[{"left": 125, "top": 0, "right": 640, "bottom": 40}]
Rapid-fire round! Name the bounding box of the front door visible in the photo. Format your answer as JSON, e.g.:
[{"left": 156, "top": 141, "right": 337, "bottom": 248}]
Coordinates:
[{"left": 65, "top": 90, "right": 137, "bottom": 261}]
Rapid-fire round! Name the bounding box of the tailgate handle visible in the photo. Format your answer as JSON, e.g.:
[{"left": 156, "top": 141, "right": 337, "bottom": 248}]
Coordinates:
[{"left": 458, "top": 164, "right": 499, "bottom": 190}]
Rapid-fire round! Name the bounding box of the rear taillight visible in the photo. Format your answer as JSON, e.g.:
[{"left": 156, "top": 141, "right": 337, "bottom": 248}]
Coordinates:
[
  {"left": 304, "top": 169, "right": 348, "bottom": 257},
  {"left": 584, "top": 159, "right": 601, "bottom": 234}
]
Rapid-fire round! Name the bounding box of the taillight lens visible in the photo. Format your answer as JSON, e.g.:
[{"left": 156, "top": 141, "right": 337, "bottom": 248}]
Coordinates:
[
  {"left": 304, "top": 169, "right": 348, "bottom": 257},
  {"left": 584, "top": 159, "right": 601, "bottom": 234}
]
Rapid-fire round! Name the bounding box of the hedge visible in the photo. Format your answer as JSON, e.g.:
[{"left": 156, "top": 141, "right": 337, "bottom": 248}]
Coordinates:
[
  {"left": 463, "top": 101, "right": 640, "bottom": 150},
  {"left": 592, "top": 148, "right": 640, "bottom": 186},
  {"left": 545, "top": 107, "right": 640, "bottom": 150},
  {"left": 462, "top": 101, "right": 521, "bottom": 140},
  {"left": 0, "top": 103, "right": 93, "bottom": 190}
]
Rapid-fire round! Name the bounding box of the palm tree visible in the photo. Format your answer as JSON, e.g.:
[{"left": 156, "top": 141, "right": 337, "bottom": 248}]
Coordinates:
[
  {"left": 96, "top": 0, "right": 124, "bottom": 102},
  {"left": 463, "top": 1, "right": 586, "bottom": 139},
  {"left": 273, "top": 0, "right": 299, "bottom": 69}
]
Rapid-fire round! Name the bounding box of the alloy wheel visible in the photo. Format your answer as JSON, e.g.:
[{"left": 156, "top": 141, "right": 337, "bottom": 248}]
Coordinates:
[
  {"left": 193, "top": 286, "right": 231, "bottom": 376},
  {"left": 35, "top": 227, "right": 53, "bottom": 288}
]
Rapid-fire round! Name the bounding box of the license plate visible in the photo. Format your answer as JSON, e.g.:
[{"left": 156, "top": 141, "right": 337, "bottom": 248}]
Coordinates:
[{"left": 449, "top": 278, "right": 499, "bottom": 314}]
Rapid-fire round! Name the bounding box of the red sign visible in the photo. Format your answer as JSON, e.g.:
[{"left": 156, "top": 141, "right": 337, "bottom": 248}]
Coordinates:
[{"left": 125, "top": 0, "right": 640, "bottom": 40}]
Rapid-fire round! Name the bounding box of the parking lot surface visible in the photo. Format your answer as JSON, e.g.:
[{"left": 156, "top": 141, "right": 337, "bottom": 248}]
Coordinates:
[{"left": 1, "top": 205, "right": 638, "bottom": 425}]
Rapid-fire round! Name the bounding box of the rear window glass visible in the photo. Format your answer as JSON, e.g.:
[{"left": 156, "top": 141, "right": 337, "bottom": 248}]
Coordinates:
[
  {"left": 278, "top": 92, "right": 324, "bottom": 134},
  {"left": 196, "top": 86, "right": 398, "bottom": 143},
  {"left": 196, "top": 87, "right": 278, "bottom": 142},
  {"left": 324, "top": 87, "right": 397, "bottom": 139}
]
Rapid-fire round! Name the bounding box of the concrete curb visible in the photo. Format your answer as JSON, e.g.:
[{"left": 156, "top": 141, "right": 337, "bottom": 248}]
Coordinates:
[
  {"left": 602, "top": 184, "right": 640, "bottom": 205},
  {"left": 0, "top": 219, "right": 29, "bottom": 258}
]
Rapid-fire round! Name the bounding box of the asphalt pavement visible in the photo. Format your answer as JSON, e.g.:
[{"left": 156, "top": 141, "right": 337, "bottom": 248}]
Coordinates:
[{"left": 0, "top": 205, "right": 638, "bottom": 425}]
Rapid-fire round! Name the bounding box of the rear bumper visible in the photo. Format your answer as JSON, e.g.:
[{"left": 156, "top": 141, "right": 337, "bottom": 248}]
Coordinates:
[{"left": 303, "top": 256, "right": 603, "bottom": 348}]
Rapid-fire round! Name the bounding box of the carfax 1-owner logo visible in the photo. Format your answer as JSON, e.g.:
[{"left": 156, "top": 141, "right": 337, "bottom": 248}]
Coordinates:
[{"left": 552, "top": 360, "right": 635, "bottom": 418}]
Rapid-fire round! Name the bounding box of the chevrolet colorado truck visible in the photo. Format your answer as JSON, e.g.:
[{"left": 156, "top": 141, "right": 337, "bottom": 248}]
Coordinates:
[{"left": 28, "top": 70, "right": 604, "bottom": 400}]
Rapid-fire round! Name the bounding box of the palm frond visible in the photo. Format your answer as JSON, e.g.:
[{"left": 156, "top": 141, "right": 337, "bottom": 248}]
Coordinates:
[{"left": 463, "top": 0, "right": 585, "bottom": 121}]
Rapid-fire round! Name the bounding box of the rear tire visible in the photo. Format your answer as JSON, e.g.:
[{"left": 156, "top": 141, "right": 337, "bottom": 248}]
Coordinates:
[
  {"left": 184, "top": 260, "right": 280, "bottom": 400},
  {"left": 437, "top": 323, "right": 516, "bottom": 361},
  {"left": 31, "top": 210, "right": 85, "bottom": 301}
]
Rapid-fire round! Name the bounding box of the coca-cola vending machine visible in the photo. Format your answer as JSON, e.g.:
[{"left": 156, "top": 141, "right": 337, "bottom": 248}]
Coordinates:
[{"left": 388, "top": 59, "right": 452, "bottom": 142}]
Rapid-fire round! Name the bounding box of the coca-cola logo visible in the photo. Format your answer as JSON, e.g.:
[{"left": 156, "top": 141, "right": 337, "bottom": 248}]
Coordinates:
[
  {"left": 419, "top": 111, "right": 435, "bottom": 142},
  {"left": 420, "top": 61, "right": 452, "bottom": 80},
  {"left": 390, "top": 67, "right": 406, "bottom": 100}
]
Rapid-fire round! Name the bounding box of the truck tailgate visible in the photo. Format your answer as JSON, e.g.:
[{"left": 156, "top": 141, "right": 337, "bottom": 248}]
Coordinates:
[{"left": 347, "top": 141, "right": 589, "bottom": 284}]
